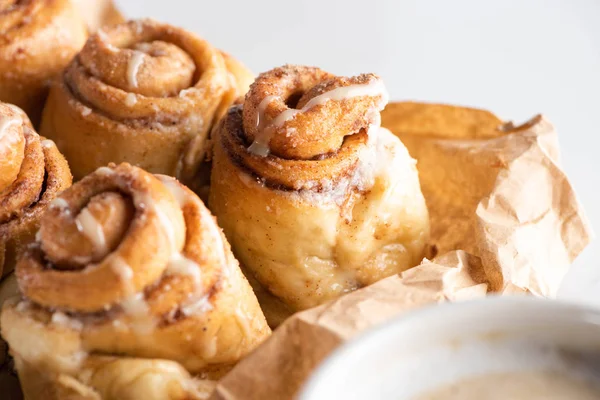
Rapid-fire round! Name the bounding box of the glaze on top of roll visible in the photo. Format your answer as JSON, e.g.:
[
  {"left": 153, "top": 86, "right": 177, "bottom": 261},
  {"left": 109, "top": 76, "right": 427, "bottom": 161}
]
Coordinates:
[
  {"left": 120, "top": 293, "right": 155, "bottom": 333},
  {"left": 124, "top": 93, "right": 138, "bottom": 107},
  {"left": 272, "top": 79, "right": 388, "bottom": 127},
  {"left": 110, "top": 255, "right": 156, "bottom": 333},
  {"left": 75, "top": 208, "right": 108, "bottom": 255},
  {"left": 50, "top": 311, "right": 84, "bottom": 331},
  {"left": 5, "top": 162, "right": 271, "bottom": 388},
  {"left": 0, "top": 113, "right": 20, "bottom": 140},
  {"left": 146, "top": 177, "right": 183, "bottom": 258},
  {"left": 95, "top": 166, "right": 115, "bottom": 177},
  {"left": 167, "top": 253, "right": 202, "bottom": 287},
  {"left": 156, "top": 174, "right": 228, "bottom": 273},
  {"left": 111, "top": 256, "right": 134, "bottom": 283},
  {"left": 41, "top": 139, "right": 56, "bottom": 149},
  {"left": 124, "top": 175, "right": 207, "bottom": 310},
  {"left": 49, "top": 197, "right": 69, "bottom": 210},
  {"left": 180, "top": 294, "right": 213, "bottom": 316},
  {"left": 139, "top": 190, "right": 205, "bottom": 290},
  {"left": 41, "top": 168, "right": 212, "bottom": 328},
  {"left": 248, "top": 95, "right": 279, "bottom": 157},
  {"left": 127, "top": 51, "right": 145, "bottom": 88},
  {"left": 248, "top": 78, "right": 389, "bottom": 157}
]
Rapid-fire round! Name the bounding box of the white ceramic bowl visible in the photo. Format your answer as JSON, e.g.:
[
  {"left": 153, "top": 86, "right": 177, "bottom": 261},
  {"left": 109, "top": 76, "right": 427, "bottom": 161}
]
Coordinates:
[{"left": 300, "top": 296, "right": 600, "bottom": 400}]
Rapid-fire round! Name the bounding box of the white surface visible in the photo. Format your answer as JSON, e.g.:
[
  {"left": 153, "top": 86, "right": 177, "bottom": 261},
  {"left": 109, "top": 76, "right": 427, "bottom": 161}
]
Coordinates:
[
  {"left": 300, "top": 297, "right": 600, "bottom": 399},
  {"left": 117, "top": 0, "right": 599, "bottom": 301}
]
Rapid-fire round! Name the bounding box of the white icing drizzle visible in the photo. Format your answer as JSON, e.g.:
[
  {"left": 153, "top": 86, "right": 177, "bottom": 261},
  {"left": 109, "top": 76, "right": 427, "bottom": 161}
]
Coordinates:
[
  {"left": 282, "top": 79, "right": 387, "bottom": 127},
  {"left": 16, "top": 300, "right": 31, "bottom": 313},
  {"left": 154, "top": 203, "right": 176, "bottom": 252},
  {"left": 247, "top": 141, "right": 270, "bottom": 157},
  {"left": 75, "top": 208, "right": 108, "bottom": 255},
  {"left": 112, "top": 256, "right": 134, "bottom": 284},
  {"left": 167, "top": 253, "right": 201, "bottom": 287},
  {"left": 97, "top": 29, "right": 109, "bottom": 43},
  {"left": 120, "top": 293, "right": 155, "bottom": 334},
  {"left": 179, "top": 88, "right": 195, "bottom": 98},
  {"left": 109, "top": 175, "right": 227, "bottom": 329},
  {"left": 97, "top": 29, "right": 118, "bottom": 53},
  {"left": 95, "top": 166, "right": 114, "bottom": 177},
  {"left": 290, "top": 126, "right": 405, "bottom": 208},
  {"left": 41, "top": 139, "right": 55, "bottom": 149},
  {"left": 81, "top": 106, "right": 92, "bottom": 117},
  {"left": 127, "top": 51, "right": 145, "bottom": 88},
  {"left": 51, "top": 311, "right": 83, "bottom": 331},
  {"left": 49, "top": 197, "right": 69, "bottom": 210},
  {"left": 111, "top": 256, "right": 157, "bottom": 334},
  {"left": 0, "top": 113, "right": 19, "bottom": 140},
  {"left": 248, "top": 79, "right": 388, "bottom": 157},
  {"left": 160, "top": 172, "right": 228, "bottom": 277},
  {"left": 181, "top": 294, "right": 213, "bottom": 316},
  {"left": 247, "top": 95, "right": 278, "bottom": 156},
  {"left": 111, "top": 319, "right": 124, "bottom": 329},
  {"left": 256, "top": 95, "right": 278, "bottom": 127},
  {"left": 124, "top": 93, "right": 138, "bottom": 107},
  {"left": 72, "top": 255, "right": 93, "bottom": 265},
  {"left": 139, "top": 179, "right": 178, "bottom": 255},
  {"left": 154, "top": 175, "right": 210, "bottom": 289}
]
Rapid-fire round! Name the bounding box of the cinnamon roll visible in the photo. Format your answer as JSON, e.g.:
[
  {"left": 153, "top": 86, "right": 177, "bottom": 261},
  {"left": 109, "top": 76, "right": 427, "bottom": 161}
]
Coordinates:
[
  {"left": 209, "top": 65, "right": 430, "bottom": 322},
  {"left": 0, "top": 102, "right": 72, "bottom": 279},
  {"left": 1, "top": 163, "right": 270, "bottom": 400},
  {"left": 39, "top": 19, "right": 252, "bottom": 183},
  {"left": 0, "top": 0, "right": 88, "bottom": 125}
]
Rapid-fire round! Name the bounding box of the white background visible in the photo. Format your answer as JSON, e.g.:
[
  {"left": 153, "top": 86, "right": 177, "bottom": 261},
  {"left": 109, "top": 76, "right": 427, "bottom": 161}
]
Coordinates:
[{"left": 116, "top": 0, "right": 599, "bottom": 302}]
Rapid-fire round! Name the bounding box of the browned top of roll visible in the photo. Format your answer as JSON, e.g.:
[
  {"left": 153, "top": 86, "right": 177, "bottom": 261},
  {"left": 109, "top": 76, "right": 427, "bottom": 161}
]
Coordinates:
[
  {"left": 16, "top": 163, "right": 226, "bottom": 320},
  {"left": 0, "top": 102, "right": 71, "bottom": 226},
  {"left": 0, "top": 0, "right": 66, "bottom": 38},
  {"left": 219, "top": 65, "right": 388, "bottom": 191},
  {"left": 63, "top": 18, "right": 231, "bottom": 123}
]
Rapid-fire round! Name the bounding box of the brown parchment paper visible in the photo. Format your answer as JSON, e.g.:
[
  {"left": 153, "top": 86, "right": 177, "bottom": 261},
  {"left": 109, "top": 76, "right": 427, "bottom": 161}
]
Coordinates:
[{"left": 209, "top": 102, "right": 593, "bottom": 400}]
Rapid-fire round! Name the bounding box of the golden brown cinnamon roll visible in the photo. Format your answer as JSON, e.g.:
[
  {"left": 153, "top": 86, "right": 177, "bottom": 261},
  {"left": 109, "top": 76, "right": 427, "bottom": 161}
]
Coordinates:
[
  {"left": 0, "top": 0, "right": 88, "bottom": 125},
  {"left": 39, "top": 19, "right": 252, "bottom": 183},
  {"left": 1, "top": 163, "right": 270, "bottom": 400},
  {"left": 209, "top": 65, "right": 430, "bottom": 324},
  {"left": 0, "top": 102, "right": 72, "bottom": 279}
]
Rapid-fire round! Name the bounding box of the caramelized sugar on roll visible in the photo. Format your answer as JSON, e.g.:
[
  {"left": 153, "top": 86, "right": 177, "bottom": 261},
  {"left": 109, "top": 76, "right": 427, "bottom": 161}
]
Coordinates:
[
  {"left": 0, "top": 0, "right": 88, "bottom": 125},
  {"left": 39, "top": 19, "right": 253, "bottom": 183},
  {"left": 2, "top": 163, "right": 269, "bottom": 400},
  {"left": 210, "top": 65, "right": 430, "bottom": 324},
  {"left": 0, "top": 102, "right": 72, "bottom": 279}
]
